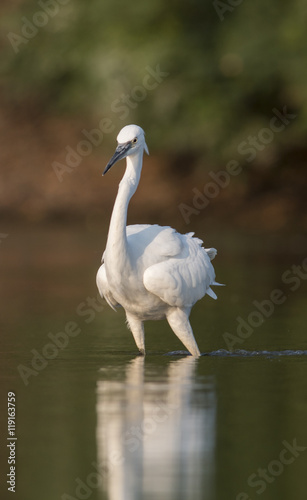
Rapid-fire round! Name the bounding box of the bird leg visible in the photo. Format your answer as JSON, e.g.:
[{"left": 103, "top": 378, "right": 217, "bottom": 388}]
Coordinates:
[
  {"left": 126, "top": 313, "right": 145, "bottom": 355},
  {"left": 166, "top": 307, "right": 201, "bottom": 357}
]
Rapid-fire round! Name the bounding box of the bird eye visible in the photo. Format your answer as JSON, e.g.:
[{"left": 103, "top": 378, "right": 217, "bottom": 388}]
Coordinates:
[{"left": 132, "top": 138, "right": 138, "bottom": 144}]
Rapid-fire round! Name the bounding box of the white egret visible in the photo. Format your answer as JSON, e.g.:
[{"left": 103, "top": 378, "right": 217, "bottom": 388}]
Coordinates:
[{"left": 96, "top": 125, "right": 223, "bottom": 356}]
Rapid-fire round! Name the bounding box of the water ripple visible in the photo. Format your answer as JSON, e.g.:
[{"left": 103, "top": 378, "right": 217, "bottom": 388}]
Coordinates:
[
  {"left": 166, "top": 349, "right": 307, "bottom": 357},
  {"left": 206, "top": 349, "right": 307, "bottom": 357}
]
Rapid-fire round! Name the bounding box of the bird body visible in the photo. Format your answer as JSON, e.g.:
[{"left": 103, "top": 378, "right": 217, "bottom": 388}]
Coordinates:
[{"left": 96, "top": 125, "right": 222, "bottom": 356}]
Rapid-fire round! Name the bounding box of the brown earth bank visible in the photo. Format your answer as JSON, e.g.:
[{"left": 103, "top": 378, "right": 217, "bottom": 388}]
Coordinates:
[{"left": 0, "top": 101, "right": 306, "bottom": 233}]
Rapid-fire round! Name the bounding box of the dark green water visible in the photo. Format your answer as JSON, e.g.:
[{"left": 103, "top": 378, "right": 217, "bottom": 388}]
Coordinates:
[{"left": 1, "top": 225, "right": 307, "bottom": 500}]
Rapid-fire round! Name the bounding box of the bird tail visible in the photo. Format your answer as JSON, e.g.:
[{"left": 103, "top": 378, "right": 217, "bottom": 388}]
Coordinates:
[
  {"left": 205, "top": 247, "right": 217, "bottom": 261},
  {"left": 206, "top": 281, "right": 225, "bottom": 300}
]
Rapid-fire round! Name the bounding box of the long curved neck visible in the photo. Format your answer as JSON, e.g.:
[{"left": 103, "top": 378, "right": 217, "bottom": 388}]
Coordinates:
[{"left": 106, "top": 151, "right": 143, "bottom": 263}]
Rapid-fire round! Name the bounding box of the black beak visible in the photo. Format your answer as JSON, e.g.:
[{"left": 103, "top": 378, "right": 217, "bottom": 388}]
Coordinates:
[{"left": 103, "top": 142, "right": 132, "bottom": 176}]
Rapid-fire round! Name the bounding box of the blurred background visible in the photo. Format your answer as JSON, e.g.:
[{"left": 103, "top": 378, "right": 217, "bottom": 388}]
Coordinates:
[
  {"left": 1, "top": 3, "right": 307, "bottom": 500},
  {"left": 0, "top": 0, "right": 306, "bottom": 230}
]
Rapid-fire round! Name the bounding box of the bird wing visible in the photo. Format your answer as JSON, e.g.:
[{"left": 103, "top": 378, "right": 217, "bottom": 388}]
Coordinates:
[
  {"left": 126, "top": 224, "right": 183, "bottom": 265},
  {"left": 97, "top": 225, "right": 185, "bottom": 311},
  {"left": 96, "top": 260, "right": 120, "bottom": 311},
  {"left": 143, "top": 233, "right": 219, "bottom": 308},
  {"left": 126, "top": 224, "right": 151, "bottom": 237}
]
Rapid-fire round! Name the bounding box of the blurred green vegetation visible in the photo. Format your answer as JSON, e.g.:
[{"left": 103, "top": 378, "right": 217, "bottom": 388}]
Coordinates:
[
  {"left": 1, "top": 0, "right": 307, "bottom": 158},
  {"left": 0, "top": 0, "right": 306, "bottom": 229}
]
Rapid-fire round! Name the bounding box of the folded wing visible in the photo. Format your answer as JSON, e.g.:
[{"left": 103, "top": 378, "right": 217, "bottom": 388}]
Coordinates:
[{"left": 143, "top": 232, "right": 219, "bottom": 308}]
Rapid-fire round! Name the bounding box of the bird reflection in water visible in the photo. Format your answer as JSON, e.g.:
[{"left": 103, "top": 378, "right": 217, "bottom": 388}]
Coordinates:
[{"left": 96, "top": 356, "right": 216, "bottom": 499}]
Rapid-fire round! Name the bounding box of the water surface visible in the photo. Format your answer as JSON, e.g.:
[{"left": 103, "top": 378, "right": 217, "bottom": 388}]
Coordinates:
[{"left": 1, "top": 224, "right": 307, "bottom": 500}]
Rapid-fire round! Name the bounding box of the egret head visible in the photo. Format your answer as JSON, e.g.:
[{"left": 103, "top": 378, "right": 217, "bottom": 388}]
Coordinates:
[{"left": 103, "top": 124, "right": 149, "bottom": 175}]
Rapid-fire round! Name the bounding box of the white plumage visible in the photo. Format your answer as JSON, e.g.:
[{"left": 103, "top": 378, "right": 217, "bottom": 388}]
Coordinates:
[{"left": 96, "top": 125, "right": 223, "bottom": 356}]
